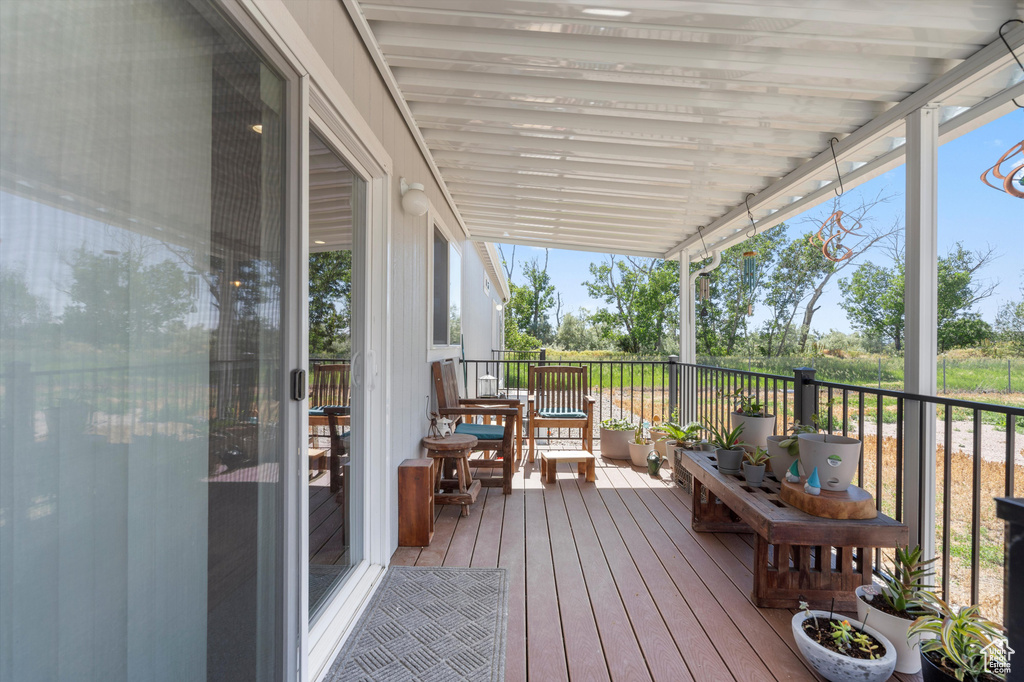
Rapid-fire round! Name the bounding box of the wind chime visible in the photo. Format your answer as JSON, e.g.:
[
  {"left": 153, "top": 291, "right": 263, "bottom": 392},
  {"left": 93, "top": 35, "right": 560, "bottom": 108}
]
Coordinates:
[
  {"left": 808, "top": 137, "right": 863, "bottom": 262},
  {"left": 696, "top": 226, "right": 711, "bottom": 320},
  {"left": 982, "top": 21, "right": 1023, "bottom": 198}
]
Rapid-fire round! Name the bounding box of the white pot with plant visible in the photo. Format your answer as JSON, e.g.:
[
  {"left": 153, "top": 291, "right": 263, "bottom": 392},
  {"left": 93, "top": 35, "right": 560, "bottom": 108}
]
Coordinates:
[
  {"left": 797, "top": 433, "right": 862, "bottom": 491},
  {"left": 657, "top": 420, "right": 703, "bottom": 458},
  {"left": 704, "top": 418, "right": 745, "bottom": 474},
  {"left": 767, "top": 422, "right": 815, "bottom": 478},
  {"left": 599, "top": 418, "right": 633, "bottom": 460},
  {"left": 793, "top": 602, "right": 896, "bottom": 682},
  {"left": 856, "top": 545, "right": 937, "bottom": 674},
  {"left": 628, "top": 422, "right": 656, "bottom": 468},
  {"left": 725, "top": 388, "right": 776, "bottom": 449},
  {"left": 908, "top": 591, "right": 1009, "bottom": 682}
]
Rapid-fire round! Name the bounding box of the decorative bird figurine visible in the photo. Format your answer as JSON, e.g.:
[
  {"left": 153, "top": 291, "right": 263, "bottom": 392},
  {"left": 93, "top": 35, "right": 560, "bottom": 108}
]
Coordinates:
[
  {"left": 804, "top": 467, "right": 821, "bottom": 495},
  {"left": 785, "top": 460, "right": 801, "bottom": 483}
]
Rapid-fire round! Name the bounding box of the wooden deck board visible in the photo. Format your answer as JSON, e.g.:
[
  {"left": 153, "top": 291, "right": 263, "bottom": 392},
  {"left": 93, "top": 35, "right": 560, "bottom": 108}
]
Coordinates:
[{"left": 388, "top": 452, "right": 915, "bottom": 682}]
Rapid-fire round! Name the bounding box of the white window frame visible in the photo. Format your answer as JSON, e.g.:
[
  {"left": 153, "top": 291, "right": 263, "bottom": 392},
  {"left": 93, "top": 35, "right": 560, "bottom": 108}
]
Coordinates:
[{"left": 426, "top": 209, "right": 463, "bottom": 358}]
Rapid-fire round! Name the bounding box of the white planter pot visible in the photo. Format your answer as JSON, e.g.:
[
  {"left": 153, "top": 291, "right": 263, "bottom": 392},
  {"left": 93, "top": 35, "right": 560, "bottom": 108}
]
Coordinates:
[
  {"left": 730, "top": 412, "right": 776, "bottom": 449},
  {"left": 654, "top": 438, "right": 676, "bottom": 460},
  {"left": 600, "top": 428, "right": 631, "bottom": 460},
  {"left": 797, "top": 434, "right": 862, "bottom": 491},
  {"left": 766, "top": 435, "right": 799, "bottom": 478},
  {"left": 792, "top": 610, "right": 896, "bottom": 682},
  {"left": 628, "top": 441, "right": 656, "bottom": 468},
  {"left": 855, "top": 585, "right": 922, "bottom": 674}
]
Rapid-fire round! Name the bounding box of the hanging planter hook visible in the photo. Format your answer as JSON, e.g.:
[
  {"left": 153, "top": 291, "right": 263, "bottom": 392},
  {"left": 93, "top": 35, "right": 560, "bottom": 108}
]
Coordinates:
[
  {"left": 744, "top": 193, "right": 757, "bottom": 238},
  {"left": 697, "top": 225, "right": 710, "bottom": 261},
  {"left": 999, "top": 19, "right": 1023, "bottom": 108},
  {"left": 829, "top": 137, "right": 844, "bottom": 196}
]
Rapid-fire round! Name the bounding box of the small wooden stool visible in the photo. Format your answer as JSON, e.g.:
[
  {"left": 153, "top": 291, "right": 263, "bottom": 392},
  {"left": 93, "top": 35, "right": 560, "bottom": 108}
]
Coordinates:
[
  {"left": 308, "top": 447, "right": 327, "bottom": 482},
  {"left": 421, "top": 434, "right": 481, "bottom": 517},
  {"left": 540, "top": 450, "right": 596, "bottom": 484}
]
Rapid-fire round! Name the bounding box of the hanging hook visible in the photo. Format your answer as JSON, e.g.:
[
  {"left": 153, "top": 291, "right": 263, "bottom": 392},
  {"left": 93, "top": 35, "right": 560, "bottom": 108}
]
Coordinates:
[
  {"left": 829, "top": 137, "right": 844, "bottom": 196},
  {"left": 744, "top": 193, "right": 757, "bottom": 238},
  {"left": 999, "top": 19, "right": 1024, "bottom": 108},
  {"left": 697, "top": 225, "right": 709, "bottom": 261}
]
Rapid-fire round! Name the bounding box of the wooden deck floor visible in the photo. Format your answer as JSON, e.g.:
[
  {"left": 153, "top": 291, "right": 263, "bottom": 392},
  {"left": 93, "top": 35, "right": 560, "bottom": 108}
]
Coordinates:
[{"left": 391, "top": 452, "right": 922, "bottom": 682}]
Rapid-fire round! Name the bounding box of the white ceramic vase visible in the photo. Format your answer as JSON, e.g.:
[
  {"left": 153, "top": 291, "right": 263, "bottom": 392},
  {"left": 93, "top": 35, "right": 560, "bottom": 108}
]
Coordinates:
[
  {"left": 855, "top": 585, "right": 923, "bottom": 674},
  {"left": 792, "top": 610, "right": 896, "bottom": 682},
  {"left": 797, "top": 433, "right": 862, "bottom": 491},
  {"left": 600, "top": 428, "right": 631, "bottom": 460},
  {"left": 730, "top": 412, "right": 776, "bottom": 449}
]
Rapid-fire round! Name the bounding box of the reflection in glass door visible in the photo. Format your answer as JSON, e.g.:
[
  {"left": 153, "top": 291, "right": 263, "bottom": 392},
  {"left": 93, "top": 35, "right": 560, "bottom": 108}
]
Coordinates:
[
  {"left": 0, "top": 1, "right": 292, "bottom": 680},
  {"left": 306, "top": 131, "right": 365, "bottom": 622}
]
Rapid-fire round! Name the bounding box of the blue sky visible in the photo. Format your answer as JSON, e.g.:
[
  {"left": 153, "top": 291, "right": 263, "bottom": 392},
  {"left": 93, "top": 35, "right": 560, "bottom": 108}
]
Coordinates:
[{"left": 499, "top": 109, "right": 1023, "bottom": 337}]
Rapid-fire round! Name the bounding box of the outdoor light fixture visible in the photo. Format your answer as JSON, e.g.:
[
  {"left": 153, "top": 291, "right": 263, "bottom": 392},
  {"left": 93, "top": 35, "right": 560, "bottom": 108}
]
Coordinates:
[
  {"left": 477, "top": 374, "right": 498, "bottom": 398},
  {"left": 314, "top": 240, "right": 326, "bottom": 245},
  {"left": 400, "top": 178, "right": 429, "bottom": 216},
  {"left": 250, "top": 124, "right": 263, "bottom": 134},
  {"left": 582, "top": 8, "right": 631, "bottom": 17}
]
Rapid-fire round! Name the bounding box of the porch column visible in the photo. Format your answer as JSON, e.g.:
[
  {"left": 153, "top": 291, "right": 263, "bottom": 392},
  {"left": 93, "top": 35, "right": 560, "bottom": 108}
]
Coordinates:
[
  {"left": 904, "top": 103, "right": 939, "bottom": 558},
  {"left": 679, "top": 250, "right": 693, "bottom": 364}
]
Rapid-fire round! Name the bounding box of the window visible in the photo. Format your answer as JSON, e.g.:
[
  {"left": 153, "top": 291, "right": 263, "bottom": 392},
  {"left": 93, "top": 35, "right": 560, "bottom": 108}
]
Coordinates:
[{"left": 431, "top": 225, "right": 461, "bottom": 346}]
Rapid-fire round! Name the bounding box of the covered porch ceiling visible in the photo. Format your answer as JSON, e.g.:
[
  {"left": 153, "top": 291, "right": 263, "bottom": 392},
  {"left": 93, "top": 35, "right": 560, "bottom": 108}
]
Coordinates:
[{"left": 347, "top": 1, "right": 1024, "bottom": 260}]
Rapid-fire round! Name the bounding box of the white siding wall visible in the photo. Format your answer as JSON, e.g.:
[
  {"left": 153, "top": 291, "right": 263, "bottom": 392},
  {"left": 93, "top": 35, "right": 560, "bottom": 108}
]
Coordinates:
[{"left": 282, "top": 0, "right": 503, "bottom": 552}]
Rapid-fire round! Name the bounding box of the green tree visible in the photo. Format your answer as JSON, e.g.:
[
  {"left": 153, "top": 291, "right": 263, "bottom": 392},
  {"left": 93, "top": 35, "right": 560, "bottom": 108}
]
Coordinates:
[
  {"left": 759, "top": 229, "right": 832, "bottom": 355},
  {"left": 308, "top": 250, "right": 352, "bottom": 356},
  {"left": 584, "top": 256, "right": 679, "bottom": 353},
  {"left": 504, "top": 250, "right": 556, "bottom": 343},
  {"left": 554, "top": 309, "right": 607, "bottom": 351},
  {"left": 995, "top": 289, "right": 1024, "bottom": 353},
  {"left": 503, "top": 312, "right": 540, "bottom": 351},
  {"left": 0, "top": 270, "right": 50, "bottom": 340},
  {"left": 839, "top": 262, "right": 906, "bottom": 350},
  {"left": 62, "top": 247, "right": 190, "bottom": 348}
]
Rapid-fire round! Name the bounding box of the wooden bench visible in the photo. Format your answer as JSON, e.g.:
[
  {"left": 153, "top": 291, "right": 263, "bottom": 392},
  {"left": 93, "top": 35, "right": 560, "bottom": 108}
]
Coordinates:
[
  {"left": 675, "top": 448, "right": 907, "bottom": 610},
  {"left": 539, "top": 450, "right": 596, "bottom": 483}
]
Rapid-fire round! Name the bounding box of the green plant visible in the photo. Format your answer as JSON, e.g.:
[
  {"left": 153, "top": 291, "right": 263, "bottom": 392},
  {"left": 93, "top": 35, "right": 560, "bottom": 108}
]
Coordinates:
[
  {"left": 745, "top": 447, "right": 769, "bottom": 466},
  {"left": 722, "top": 387, "right": 768, "bottom": 417},
  {"left": 851, "top": 631, "right": 881, "bottom": 660},
  {"left": 830, "top": 619, "right": 856, "bottom": 650},
  {"left": 799, "top": 600, "right": 818, "bottom": 631},
  {"left": 601, "top": 417, "right": 634, "bottom": 431},
  {"left": 661, "top": 421, "right": 702, "bottom": 443},
  {"left": 908, "top": 591, "right": 1008, "bottom": 681},
  {"left": 633, "top": 421, "right": 652, "bottom": 445},
  {"left": 875, "top": 544, "right": 936, "bottom": 615},
  {"left": 704, "top": 418, "right": 744, "bottom": 450},
  {"left": 777, "top": 422, "right": 818, "bottom": 456}
]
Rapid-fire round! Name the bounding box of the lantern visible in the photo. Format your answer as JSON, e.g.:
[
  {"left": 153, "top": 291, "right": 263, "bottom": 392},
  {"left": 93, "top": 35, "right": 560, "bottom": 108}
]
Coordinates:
[
  {"left": 741, "top": 251, "right": 757, "bottom": 289},
  {"left": 698, "top": 272, "right": 710, "bottom": 301},
  {"left": 477, "top": 374, "right": 498, "bottom": 398}
]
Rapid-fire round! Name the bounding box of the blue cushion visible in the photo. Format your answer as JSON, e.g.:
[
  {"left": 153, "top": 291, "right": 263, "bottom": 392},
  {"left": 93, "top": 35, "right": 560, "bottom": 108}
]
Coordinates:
[
  {"left": 309, "top": 405, "right": 349, "bottom": 416},
  {"left": 455, "top": 423, "right": 507, "bottom": 440},
  {"left": 537, "top": 409, "right": 587, "bottom": 419}
]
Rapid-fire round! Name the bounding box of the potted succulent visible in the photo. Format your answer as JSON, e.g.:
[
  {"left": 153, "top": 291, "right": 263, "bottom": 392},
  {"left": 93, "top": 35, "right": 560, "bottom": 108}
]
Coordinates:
[
  {"left": 704, "top": 418, "right": 745, "bottom": 474},
  {"left": 767, "top": 422, "right": 815, "bottom": 478},
  {"left": 725, "top": 388, "right": 776, "bottom": 448},
  {"left": 742, "top": 447, "right": 769, "bottom": 486},
  {"left": 599, "top": 417, "right": 634, "bottom": 460},
  {"left": 793, "top": 601, "right": 897, "bottom": 682},
  {"left": 657, "top": 420, "right": 703, "bottom": 457},
  {"left": 908, "top": 591, "right": 1009, "bottom": 682},
  {"left": 627, "top": 422, "right": 656, "bottom": 468},
  {"left": 856, "top": 544, "right": 937, "bottom": 674}
]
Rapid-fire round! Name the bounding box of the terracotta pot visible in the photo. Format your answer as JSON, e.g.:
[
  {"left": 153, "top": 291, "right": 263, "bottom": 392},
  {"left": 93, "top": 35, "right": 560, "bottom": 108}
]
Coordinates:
[
  {"left": 797, "top": 434, "right": 862, "bottom": 491},
  {"left": 600, "top": 428, "right": 631, "bottom": 460},
  {"left": 855, "top": 585, "right": 923, "bottom": 674},
  {"left": 730, "top": 411, "right": 776, "bottom": 449},
  {"left": 792, "top": 610, "right": 896, "bottom": 682}
]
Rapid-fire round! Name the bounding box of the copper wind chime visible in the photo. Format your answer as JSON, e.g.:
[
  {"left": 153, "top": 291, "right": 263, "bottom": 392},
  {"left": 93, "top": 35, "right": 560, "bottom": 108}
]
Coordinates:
[
  {"left": 981, "top": 21, "right": 1023, "bottom": 199},
  {"left": 808, "top": 137, "right": 863, "bottom": 263}
]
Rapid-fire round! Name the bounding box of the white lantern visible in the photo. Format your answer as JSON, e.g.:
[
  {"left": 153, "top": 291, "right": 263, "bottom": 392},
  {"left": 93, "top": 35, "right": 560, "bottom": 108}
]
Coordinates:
[{"left": 477, "top": 374, "right": 498, "bottom": 397}]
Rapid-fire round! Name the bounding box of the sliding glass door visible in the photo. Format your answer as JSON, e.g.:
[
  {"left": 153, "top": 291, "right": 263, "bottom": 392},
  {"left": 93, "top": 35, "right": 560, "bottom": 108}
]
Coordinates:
[{"left": 1, "top": 1, "right": 294, "bottom": 680}]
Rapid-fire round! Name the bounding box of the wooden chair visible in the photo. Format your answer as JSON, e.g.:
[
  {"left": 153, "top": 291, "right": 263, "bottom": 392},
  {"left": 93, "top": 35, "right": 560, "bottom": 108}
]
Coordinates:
[
  {"left": 431, "top": 359, "right": 521, "bottom": 495},
  {"left": 527, "top": 365, "right": 595, "bottom": 461},
  {"left": 310, "top": 363, "right": 350, "bottom": 408}
]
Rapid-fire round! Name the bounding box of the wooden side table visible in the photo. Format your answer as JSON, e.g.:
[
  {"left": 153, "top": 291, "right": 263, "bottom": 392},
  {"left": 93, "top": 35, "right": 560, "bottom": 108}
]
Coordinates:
[
  {"left": 421, "top": 434, "right": 481, "bottom": 517},
  {"left": 540, "top": 450, "right": 596, "bottom": 483},
  {"left": 398, "top": 459, "right": 434, "bottom": 546}
]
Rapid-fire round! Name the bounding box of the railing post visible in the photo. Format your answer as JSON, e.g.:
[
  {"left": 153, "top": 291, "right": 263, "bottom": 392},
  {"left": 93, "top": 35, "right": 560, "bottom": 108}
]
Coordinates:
[
  {"left": 539, "top": 348, "right": 546, "bottom": 366},
  {"left": 668, "top": 354, "right": 679, "bottom": 422},
  {"left": 793, "top": 367, "right": 817, "bottom": 427}
]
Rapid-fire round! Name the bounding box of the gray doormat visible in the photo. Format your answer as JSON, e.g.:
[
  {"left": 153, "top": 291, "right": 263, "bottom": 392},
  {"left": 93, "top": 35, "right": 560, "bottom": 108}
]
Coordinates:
[{"left": 325, "top": 566, "right": 509, "bottom": 682}]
